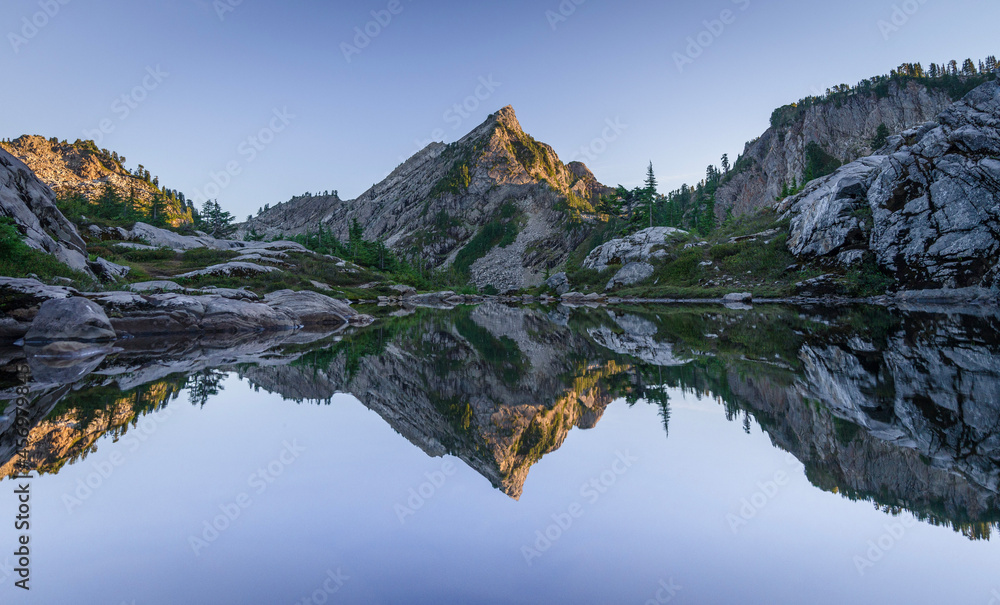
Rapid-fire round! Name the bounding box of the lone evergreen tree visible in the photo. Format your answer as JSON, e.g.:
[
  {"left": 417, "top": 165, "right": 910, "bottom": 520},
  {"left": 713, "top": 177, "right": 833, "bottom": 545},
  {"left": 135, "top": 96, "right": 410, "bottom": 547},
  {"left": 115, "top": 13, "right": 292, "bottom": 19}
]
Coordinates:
[
  {"left": 870, "top": 123, "right": 891, "bottom": 151},
  {"left": 644, "top": 162, "right": 657, "bottom": 228}
]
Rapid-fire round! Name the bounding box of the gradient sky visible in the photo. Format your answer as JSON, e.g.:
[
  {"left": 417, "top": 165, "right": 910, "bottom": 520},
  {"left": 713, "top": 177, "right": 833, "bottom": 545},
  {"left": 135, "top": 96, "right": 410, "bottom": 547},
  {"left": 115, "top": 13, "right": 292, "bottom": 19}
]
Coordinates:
[{"left": 1, "top": 0, "right": 996, "bottom": 219}]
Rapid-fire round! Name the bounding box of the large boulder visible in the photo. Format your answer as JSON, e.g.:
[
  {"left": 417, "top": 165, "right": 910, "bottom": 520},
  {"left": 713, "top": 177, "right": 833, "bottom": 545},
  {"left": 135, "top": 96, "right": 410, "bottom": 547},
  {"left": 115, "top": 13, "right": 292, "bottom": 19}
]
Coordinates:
[
  {"left": 545, "top": 272, "right": 570, "bottom": 295},
  {"left": 605, "top": 262, "right": 654, "bottom": 291},
  {"left": 88, "top": 256, "right": 131, "bottom": 282},
  {"left": 583, "top": 227, "right": 687, "bottom": 272},
  {"left": 786, "top": 80, "right": 1000, "bottom": 292},
  {"left": 0, "top": 149, "right": 93, "bottom": 277},
  {"left": 24, "top": 297, "right": 116, "bottom": 344},
  {"left": 264, "top": 290, "right": 371, "bottom": 327},
  {"left": 176, "top": 262, "right": 281, "bottom": 279}
]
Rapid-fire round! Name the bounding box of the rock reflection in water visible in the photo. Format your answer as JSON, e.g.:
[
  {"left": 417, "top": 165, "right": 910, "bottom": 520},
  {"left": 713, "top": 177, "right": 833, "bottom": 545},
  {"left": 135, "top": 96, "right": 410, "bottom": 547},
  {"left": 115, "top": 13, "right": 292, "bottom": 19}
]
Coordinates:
[{"left": 1, "top": 302, "right": 999, "bottom": 538}]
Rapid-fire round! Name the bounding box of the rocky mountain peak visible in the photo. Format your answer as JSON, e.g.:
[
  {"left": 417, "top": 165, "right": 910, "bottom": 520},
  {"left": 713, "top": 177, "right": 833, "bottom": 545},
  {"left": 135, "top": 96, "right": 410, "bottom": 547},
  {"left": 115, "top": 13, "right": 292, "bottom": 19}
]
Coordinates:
[
  {"left": 490, "top": 105, "right": 523, "bottom": 133},
  {"left": 243, "top": 106, "right": 611, "bottom": 292}
]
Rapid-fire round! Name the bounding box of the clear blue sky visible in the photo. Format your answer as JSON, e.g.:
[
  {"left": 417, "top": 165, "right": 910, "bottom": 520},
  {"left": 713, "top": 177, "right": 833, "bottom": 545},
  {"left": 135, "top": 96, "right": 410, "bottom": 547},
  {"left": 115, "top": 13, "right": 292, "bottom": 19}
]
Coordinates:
[{"left": 1, "top": 0, "right": 996, "bottom": 219}]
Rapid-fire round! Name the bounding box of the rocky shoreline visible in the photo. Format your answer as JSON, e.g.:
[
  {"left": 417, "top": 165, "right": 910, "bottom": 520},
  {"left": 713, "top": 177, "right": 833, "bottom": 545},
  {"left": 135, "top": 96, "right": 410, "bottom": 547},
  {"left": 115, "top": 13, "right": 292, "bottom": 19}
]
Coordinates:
[
  {"left": 5, "top": 275, "right": 998, "bottom": 348},
  {"left": 1, "top": 277, "right": 373, "bottom": 346}
]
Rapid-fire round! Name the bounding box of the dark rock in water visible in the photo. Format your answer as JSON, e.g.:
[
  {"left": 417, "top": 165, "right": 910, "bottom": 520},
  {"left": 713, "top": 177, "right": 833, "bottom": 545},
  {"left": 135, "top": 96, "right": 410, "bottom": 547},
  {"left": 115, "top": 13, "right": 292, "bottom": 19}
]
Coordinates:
[
  {"left": 24, "top": 298, "right": 117, "bottom": 344},
  {"left": 264, "top": 289, "right": 369, "bottom": 328},
  {"left": 24, "top": 342, "right": 114, "bottom": 385}
]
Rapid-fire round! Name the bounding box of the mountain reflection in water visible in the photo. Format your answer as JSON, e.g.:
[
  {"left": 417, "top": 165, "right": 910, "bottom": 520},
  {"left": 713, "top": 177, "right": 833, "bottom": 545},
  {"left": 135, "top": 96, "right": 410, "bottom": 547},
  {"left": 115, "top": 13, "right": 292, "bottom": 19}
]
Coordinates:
[{"left": 2, "top": 302, "right": 999, "bottom": 540}]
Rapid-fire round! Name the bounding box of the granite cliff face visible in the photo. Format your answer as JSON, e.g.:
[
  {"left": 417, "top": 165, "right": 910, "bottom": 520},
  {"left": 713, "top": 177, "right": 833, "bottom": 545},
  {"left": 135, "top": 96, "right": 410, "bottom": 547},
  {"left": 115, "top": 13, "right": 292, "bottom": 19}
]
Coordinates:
[
  {"left": 785, "top": 80, "right": 1000, "bottom": 295},
  {"left": 716, "top": 80, "right": 959, "bottom": 219},
  {"left": 244, "top": 107, "right": 610, "bottom": 292},
  {"left": 0, "top": 135, "right": 193, "bottom": 226},
  {"left": 0, "top": 148, "right": 93, "bottom": 277}
]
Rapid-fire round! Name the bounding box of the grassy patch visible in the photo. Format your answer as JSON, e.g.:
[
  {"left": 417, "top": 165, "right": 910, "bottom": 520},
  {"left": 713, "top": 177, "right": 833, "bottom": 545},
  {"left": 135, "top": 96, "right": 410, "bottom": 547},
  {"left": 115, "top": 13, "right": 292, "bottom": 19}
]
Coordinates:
[{"left": 0, "top": 218, "right": 91, "bottom": 284}]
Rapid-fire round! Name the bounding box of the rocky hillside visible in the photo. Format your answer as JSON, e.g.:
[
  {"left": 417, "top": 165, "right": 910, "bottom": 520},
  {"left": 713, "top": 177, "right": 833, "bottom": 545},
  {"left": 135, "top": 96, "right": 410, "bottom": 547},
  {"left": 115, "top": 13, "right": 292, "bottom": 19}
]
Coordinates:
[
  {"left": 784, "top": 79, "right": 1000, "bottom": 296},
  {"left": 716, "top": 78, "right": 979, "bottom": 219},
  {"left": 0, "top": 147, "right": 94, "bottom": 277},
  {"left": 244, "top": 106, "right": 611, "bottom": 292},
  {"left": 0, "top": 135, "right": 193, "bottom": 226}
]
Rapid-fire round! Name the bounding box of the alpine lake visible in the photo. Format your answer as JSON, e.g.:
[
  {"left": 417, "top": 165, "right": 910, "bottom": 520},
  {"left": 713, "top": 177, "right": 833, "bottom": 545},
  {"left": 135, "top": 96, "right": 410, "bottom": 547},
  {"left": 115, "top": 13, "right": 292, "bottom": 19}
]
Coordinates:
[{"left": 2, "top": 300, "right": 999, "bottom": 604}]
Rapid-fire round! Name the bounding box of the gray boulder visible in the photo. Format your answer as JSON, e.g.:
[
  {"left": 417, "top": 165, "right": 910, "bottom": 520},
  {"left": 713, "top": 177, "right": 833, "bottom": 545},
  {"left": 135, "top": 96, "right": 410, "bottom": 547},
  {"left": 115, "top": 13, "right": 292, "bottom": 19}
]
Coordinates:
[
  {"left": 177, "top": 262, "right": 281, "bottom": 279},
  {"left": 264, "top": 289, "right": 370, "bottom": 327},
  {"left": 24, "top": 297, "right": 117, "bottom": 344},
  {"left": 606, "top": 262, "right": 654, "bottom": 291},
  {"left": 722, "top": 292, "right": 753, "bottom": 304},
  {"left": 583, "top": 227, "right": 687, "bottom": 271},
  {"left": 88, "top": 257, "right": 131, "bottom": 282},
  {"left": 545, "top": 272, "right": 570, "bottom": 296},
  {"left": 128, "top": 280, "right": 185, "bottom": 293}
]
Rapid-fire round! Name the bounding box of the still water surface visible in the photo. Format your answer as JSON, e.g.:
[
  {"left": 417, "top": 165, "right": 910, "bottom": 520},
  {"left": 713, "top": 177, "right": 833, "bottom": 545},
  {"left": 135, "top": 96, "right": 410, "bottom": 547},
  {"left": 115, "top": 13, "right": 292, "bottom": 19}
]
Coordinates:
[{"left": 2, "top": 303, "right": 999, "bottom": 604}]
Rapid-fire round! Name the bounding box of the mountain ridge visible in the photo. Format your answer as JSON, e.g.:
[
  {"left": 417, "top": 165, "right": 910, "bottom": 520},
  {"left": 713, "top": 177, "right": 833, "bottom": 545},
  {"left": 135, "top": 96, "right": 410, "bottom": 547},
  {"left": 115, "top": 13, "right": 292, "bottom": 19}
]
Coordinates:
[{"left": 243, "top": 105, "right": 611, "bottom": 292}]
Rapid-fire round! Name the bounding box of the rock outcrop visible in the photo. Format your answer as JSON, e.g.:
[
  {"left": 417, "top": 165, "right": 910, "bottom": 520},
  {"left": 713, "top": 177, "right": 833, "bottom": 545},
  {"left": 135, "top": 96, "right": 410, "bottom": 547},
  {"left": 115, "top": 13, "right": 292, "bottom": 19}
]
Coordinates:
[
  {"left": 0, "top": 148, "right": 93, "bottom": 277},
  {"left": 582, "top": 227, "right": 686, "bottom": 272},
  {"left": 716, "top": 79, "right": 963, "bottom": 219},
  {"left": 243, "top": 106, "right": 612, "bottom": 292},
  {"left": 785, "top": 80, "right": 1000, "bottom": 294},
  {"left": 0, "top": 277, "right": 371, "bottom": 340}
]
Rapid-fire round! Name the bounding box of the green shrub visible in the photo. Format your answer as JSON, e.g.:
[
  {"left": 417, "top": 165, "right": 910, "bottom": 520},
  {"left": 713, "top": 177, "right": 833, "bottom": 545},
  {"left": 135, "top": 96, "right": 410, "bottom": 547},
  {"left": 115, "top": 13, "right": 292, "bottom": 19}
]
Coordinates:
[{"left": 180, "top": 248, "right": 239, "bottom": 267}]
